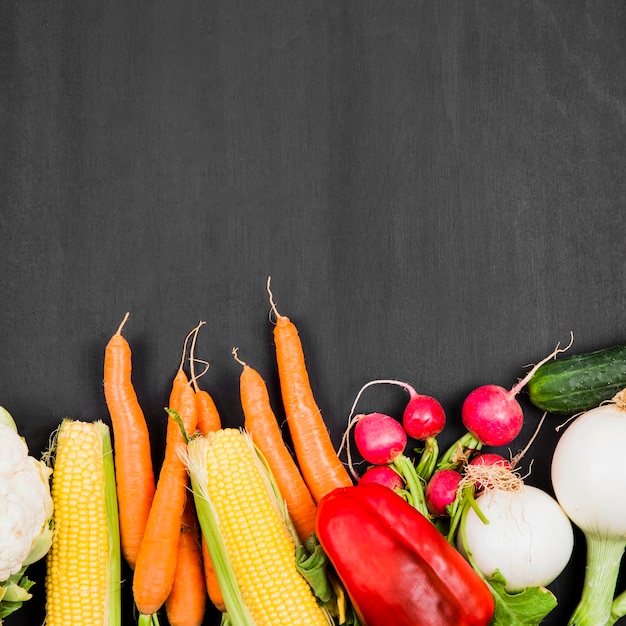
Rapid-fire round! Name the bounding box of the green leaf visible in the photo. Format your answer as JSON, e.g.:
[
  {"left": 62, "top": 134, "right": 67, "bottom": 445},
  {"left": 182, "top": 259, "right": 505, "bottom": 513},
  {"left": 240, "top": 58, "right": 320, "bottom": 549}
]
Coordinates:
[
  {"left": 486, "top": 570, "right": 557, "bottom": 626},
  {"left": 295, "top": 535, "right": 363, "bottom": 625},
  {"left": 0, "top": 406, "right": 17, "bottom": 431},
  {"left": 611, "top": 588, "right": 626, "bottom": 624},
  {"left": 295, "top": 535, "right": 333, "bottom": 604},
  {"left": 0, "top": 570, "right": 35, "bottom": 619}
]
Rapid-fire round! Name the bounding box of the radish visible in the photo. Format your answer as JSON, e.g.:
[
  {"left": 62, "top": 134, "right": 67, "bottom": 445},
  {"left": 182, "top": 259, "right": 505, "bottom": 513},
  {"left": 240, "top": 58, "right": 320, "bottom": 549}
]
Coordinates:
[
  {"left": 462, "top": 384, "right": 525, "bottom": 447},
  {"left": 467, "top": 453, "right": 512, "bottom": 492},
  {"left": 353, "top": 412, "right": 406, "bottom": 466},
  {"left": 339, "top": 381, "right": 441, "bottom": 519},
  {"left": 402, "top": 392, "right": 446, "bottom": 440},
  {"left": 343, "top": 378, "right": 446, "bottom": 442},
  {"left": 339, "top": 378, "right": 446, "bottom": 484},
  {"left": 358, "top": 465, "right": 404, "bottom": 491},
  {"left": 425, "top": 468, "right": 463, "bottom": 517},
  {"left": 461, "top": 338, "right": 573, "bottom": 448},
  {"left": 551, "top": 390, "right": 626, "bottom": 626},
  {"left": 344, "top": 411, "right": 426, "bottom": 516},
  {"left": 469, "top": 453, "right": 511, "bottom": 470}
]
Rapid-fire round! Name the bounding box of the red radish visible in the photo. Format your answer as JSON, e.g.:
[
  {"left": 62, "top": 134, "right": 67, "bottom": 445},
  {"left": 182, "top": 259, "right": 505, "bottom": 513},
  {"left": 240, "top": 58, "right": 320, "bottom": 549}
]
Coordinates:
[
  {"left": 339, "top": 378, "right": 446, "bottom": 471},
  {"left": 469, "top": 453, "right": 511, "bottom": 470},
  {"left": 425, "top": 468, "right": 463, "bottom": 517},
  {"left": 466, "top": 453, "right": 514, "bottom": 492},
  {"left": 338, "top": 379, "right": 447, "bottom": 519},
  {"left": 359, "top": 465, "right": 405, "bottom": 491},
  {"left": 461, "top": 337, "right": 573, "bottom": 447},
  {"left": 354, "top": 412, "right": 407, "bottom": 465},
  {"left": 403, "top": 393, "right": 446, "bottom": 440},
  {"left": 462, "top": 384, "right": 524, "bottom": 446}
]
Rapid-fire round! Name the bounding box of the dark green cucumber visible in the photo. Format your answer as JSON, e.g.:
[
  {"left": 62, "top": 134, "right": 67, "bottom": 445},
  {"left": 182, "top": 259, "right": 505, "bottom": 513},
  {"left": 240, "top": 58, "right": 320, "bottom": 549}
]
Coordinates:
[{"left": 527, "top": 344, "right": 626, "bottom": 414}]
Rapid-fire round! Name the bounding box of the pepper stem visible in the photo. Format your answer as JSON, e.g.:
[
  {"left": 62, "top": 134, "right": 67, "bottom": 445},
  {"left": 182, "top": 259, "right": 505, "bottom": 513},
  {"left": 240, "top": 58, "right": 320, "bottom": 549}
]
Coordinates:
[{"left": 568, "top": 535, "right": 626, "bottom": 626}]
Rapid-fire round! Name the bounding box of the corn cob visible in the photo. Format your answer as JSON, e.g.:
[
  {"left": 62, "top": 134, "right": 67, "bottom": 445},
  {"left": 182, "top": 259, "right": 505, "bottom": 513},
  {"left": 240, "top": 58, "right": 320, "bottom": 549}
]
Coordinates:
[
  {"left": 45, "top": 419, "right": 121, "bottom": 626},
  {"left": 185, "top": 427, "right": 330, "bottom": 626}
]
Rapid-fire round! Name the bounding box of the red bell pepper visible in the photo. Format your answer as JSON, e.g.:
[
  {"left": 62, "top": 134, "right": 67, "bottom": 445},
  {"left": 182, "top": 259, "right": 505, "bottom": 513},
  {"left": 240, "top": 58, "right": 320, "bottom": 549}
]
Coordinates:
[{"left": 315, "top": 482, "right": 495, "bottom": 626}]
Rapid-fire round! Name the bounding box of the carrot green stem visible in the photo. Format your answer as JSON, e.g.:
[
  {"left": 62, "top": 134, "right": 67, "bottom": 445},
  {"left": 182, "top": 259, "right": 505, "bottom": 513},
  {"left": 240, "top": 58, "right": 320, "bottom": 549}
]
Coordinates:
[
  {"left": 166, "top": 408, "right": 189, "bottom": 443},
  {"left": 568, "top": 535, "right": 625, "bottom": 626}
]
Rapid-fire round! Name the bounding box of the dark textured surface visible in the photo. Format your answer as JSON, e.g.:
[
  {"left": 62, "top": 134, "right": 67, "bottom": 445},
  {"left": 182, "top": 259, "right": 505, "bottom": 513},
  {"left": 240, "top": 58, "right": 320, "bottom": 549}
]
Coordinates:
[{"left": 2, "top": 2, "right": 626, "bottom": 624}]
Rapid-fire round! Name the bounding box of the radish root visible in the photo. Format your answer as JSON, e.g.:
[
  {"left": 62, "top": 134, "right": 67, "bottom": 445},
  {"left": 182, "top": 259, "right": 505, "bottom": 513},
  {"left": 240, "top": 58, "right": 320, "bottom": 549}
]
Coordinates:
[
  {"left": 509, "top": 332, "right": 574, "bottom": 398},
  {"left": 462, "top": 463, "right": 523, "bottom": 493},
  {"left": 510, "top": 411, "right": 548, "bottom": 468}
]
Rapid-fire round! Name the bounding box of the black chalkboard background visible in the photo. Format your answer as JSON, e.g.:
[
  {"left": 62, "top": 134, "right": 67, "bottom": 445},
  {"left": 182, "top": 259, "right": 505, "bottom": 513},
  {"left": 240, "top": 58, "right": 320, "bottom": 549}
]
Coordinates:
[{"left": 2, "top": 2, "right": 626, "bottom": 625}]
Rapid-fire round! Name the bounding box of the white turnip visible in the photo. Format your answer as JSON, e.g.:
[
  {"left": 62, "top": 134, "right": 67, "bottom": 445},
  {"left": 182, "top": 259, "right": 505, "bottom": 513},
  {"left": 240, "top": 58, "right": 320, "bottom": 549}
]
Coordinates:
[
  {"left": 551, "top": 392, "right": 626, "bottom": 626},
  {"left": 459, "top": 480, "right": 574, "bottom": 593}
]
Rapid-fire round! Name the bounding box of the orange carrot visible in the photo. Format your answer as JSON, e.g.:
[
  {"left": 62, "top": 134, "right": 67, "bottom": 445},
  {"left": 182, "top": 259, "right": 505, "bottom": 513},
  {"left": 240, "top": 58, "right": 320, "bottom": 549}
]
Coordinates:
[
  {"left": 189, "top": 325, "right": 222, "bottom": 435},
  {"left": 133, "top": 351, "right": 198, "bottom": 618},
  {"left": 235, "top": 349, "right": 317, "bottom": 542},
  {"left": 188, "top": 326, "right": 225, "bottom": 612},
  {"left": 103, "top": 312, "right": 155, "bottom": 569},
  {"left": 268, "top": 279, "right": 353, "bottom": 503},
  {"left": 165, "top": 496, "right": 207, "bottom": 626}
]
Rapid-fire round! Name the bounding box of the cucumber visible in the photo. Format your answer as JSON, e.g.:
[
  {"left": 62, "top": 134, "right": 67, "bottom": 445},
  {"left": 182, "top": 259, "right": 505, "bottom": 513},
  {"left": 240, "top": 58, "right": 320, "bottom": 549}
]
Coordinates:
[{"left": 527, "top": 344, "right": 626, "bottom": 414}]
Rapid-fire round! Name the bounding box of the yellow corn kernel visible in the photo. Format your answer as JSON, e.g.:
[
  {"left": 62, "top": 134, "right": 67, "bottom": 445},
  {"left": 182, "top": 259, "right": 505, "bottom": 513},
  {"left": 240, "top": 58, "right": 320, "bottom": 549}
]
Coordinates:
[
  {"left": 45, "top": 419, "right": 121, "bottom": 626},
  {"left": 187, "top": 428, "right": 329, "bottom": 626}
]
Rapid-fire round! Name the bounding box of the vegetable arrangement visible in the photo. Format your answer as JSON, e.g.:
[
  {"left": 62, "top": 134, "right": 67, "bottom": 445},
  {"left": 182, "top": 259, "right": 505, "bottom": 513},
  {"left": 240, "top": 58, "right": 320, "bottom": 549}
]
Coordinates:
[
  {"left": 4, "top": 282, "right": 626, "bottom": 625},
  {"left": 334, "top": 350, "right": 575, "bottom": 625}
]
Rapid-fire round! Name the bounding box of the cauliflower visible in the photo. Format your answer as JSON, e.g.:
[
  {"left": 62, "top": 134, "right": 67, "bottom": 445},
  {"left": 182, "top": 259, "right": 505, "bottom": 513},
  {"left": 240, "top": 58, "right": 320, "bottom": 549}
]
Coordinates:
[{"left": 0, "top": 408, "right": 53, "bottom": 623}]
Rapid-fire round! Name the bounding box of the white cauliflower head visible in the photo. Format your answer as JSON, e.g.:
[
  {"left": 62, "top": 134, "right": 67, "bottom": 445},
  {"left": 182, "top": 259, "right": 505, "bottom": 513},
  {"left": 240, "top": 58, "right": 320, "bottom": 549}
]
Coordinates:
[{"left": 0, "top": 422, "right": 53, "bottom": 583}]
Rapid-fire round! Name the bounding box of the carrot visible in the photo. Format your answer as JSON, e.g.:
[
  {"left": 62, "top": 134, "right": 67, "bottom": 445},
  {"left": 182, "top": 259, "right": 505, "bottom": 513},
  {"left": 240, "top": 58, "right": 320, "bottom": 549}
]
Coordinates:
[
  {"left": 234, "top": 348, "right": 318, "bottom": 542},
  {"left": 133, "top": 336, "right": 198, "bottom": 620},
  {"left": 267, "top": 279, "right": 353, "bottom": 503},
  {"left": 189, "top": 323, "right": 222, "bottom": 435},
  {"left": 103, "top": 312, "right": 155, "bottom": 569},
  {"left": 165, "top": 496, "right": 207, "bottom": 626},
  {"left": 188, "top": 324, "right": 225, "bottom": 612}
]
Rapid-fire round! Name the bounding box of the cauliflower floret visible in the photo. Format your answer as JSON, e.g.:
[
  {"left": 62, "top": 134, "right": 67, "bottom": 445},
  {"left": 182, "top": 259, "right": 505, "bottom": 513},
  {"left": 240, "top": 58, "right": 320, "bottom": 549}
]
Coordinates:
[
  {"left": 0, "top": 423, "right": 28, "bottom": 476},
  {"left": 0, "top": 422, "right": 53, "bottom": 582}
]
